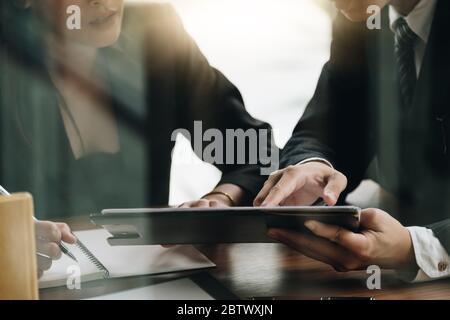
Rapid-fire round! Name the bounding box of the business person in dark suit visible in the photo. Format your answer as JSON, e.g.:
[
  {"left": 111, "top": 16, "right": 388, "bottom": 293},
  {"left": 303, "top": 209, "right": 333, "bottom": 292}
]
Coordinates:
[
  {"left": 0, "top": 0, "right": 276, "bottom": 214},
  {"left": 0, "top": 0, "right": 276, "bottom": 276},
  {"left": 255, "top": 0, "right": 450, "bottom": 281}
]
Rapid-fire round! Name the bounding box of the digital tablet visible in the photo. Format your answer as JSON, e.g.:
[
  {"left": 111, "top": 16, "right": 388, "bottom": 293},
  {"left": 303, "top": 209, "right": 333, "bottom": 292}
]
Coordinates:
[{"left": 90, "top": 206, "right": 361, "bottom": 246}]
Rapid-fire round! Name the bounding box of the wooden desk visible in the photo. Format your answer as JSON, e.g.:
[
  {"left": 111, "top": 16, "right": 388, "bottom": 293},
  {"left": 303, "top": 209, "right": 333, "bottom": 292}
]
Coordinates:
[{"left": 39, "top": 216, "right": 450, "bottom": 300}]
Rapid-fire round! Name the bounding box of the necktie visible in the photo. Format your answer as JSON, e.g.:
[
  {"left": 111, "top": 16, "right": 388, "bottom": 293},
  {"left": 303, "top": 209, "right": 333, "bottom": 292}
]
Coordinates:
[{"left": 393, "top": 18, "right": 418, "bottom": 109}]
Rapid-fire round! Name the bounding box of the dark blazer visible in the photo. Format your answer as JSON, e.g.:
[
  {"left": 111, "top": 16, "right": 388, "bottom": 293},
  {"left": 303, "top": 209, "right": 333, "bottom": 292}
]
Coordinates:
[
  {"left": 0, "top": 4, "right": 277, "bottom": 218},
  {"left": 123, "top": 4, "right": 277, "bottom": 203},
  {"left": 281, "top": 1, "right": 450, "bottom": 252}
]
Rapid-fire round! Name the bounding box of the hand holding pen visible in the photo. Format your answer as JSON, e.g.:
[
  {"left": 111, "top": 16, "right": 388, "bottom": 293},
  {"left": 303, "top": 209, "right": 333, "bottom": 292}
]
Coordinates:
[
  {"left": 34, "top": 221, "right": 78, "bottom": 277},
  {"left": 0, "top": 185, "right": 78, "bottom": 278}
]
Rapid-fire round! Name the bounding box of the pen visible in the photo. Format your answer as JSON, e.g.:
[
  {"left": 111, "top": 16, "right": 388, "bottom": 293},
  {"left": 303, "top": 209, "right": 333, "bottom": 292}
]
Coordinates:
[{"left": 0, "top": 184, "right": 78, "bottom": 262}]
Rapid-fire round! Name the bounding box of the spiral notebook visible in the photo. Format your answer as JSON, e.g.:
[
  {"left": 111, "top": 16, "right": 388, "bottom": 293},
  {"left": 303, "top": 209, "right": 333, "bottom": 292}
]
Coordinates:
[{"left": 39, "top": 229, "right": 215, "bottom": 289}]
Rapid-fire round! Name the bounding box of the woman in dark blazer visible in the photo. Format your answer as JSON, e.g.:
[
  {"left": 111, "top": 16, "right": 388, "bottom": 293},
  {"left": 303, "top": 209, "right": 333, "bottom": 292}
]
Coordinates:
[{"left": 0, "top": 0, "right": 277, "bottom": 276}]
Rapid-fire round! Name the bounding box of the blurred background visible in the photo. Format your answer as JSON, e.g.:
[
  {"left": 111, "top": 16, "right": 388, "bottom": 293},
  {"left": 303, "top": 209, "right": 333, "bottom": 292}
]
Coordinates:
[{"left": 127, "top": 0, "right": 335, "bottom": 205}]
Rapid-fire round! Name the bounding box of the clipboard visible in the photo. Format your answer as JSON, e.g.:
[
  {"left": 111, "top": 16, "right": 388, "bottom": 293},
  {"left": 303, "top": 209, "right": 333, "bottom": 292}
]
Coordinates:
[{"left": 90, "top": 206, "right": 361, "bottom": 246}]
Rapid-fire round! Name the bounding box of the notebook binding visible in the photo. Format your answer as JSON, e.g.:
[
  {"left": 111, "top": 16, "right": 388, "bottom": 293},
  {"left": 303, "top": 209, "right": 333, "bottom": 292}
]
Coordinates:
[{"left": 75, "top": 240, "right": 110, "bottom": 278}]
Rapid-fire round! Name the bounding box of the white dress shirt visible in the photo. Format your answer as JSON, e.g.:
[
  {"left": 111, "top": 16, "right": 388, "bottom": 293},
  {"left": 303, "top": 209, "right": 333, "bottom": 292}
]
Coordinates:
[
  {"left": 300, "top": 0, "right": 450, "bottom": 282},
  {"left": 389, "top": 0, "right": 437, "bottom": 77}
]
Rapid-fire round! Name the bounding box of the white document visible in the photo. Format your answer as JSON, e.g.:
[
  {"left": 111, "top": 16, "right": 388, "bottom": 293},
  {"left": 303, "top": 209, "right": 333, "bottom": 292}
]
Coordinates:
[
  {"left": 39, "top": 229, "right": 215, "bottom": 289},
  {"left": 87, "top": 278, "right": 214, "bottom": 300}
]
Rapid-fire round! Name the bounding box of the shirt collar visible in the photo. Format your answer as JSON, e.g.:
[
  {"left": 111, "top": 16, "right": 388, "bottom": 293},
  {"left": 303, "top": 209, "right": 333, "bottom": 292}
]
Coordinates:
[{"left": 389, "top": 0, "right": 438, "bottom": 44}]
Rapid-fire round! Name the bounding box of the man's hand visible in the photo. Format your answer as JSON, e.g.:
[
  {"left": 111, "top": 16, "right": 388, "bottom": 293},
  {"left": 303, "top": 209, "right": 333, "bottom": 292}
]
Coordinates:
[
  {"left": 35, "top": 221, "right": 77, "bottom": 278},
  {"left": 179, "top": 198, "right": 230, "bottom": 208},
  {"left": 179, "top": 184, "right": 246, "bottom": 208},
  {"left": 267, "top": 208, "right": 417, "bottom": 272},
  {"left": 166, "top": 184, "right": 245, "bottom": 247},
  {"left": 331, "top": 0, "right": 391, "bottom": 21},
  {"left": 254, "top": 161, "right": 347, "bottom": 207}
]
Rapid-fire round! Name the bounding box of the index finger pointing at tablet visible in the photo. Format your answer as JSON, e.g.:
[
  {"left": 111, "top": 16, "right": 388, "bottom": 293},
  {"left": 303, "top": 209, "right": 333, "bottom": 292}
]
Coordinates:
[
  {"left": 261, "top": 172, "right": 305, "bottom": 207},
  {"left": 253, "top": 171, "right": 282, "bottom": 206}
]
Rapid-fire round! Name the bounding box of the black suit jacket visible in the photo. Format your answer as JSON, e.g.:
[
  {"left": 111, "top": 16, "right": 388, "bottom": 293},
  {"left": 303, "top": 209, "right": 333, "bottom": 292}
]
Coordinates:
[
  {"left": 0, "top": 4, "right": 277, "bottom": 217},
  {"left": 281, "top": 1, "right": 450, "bottom": 252}
]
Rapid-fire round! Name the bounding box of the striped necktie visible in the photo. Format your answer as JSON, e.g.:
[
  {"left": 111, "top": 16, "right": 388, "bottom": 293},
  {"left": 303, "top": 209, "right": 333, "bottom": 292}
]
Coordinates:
[{"left": 393, "top": 18, "right": 418, "bottom": 109}]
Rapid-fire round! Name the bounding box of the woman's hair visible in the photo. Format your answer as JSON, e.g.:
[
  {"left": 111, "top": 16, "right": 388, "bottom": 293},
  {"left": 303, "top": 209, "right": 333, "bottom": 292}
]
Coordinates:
[
  {"left": 0, "top": 0, "right": 47, "bottom": 72},
  {"left": 0, "top": 1, "right": 53, "bottom": 150}
]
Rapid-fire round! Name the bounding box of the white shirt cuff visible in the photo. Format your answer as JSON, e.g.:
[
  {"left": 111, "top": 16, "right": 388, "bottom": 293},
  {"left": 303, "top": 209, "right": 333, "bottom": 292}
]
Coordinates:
[
  {"left": 405, "top": 226, "right": 450, "bottom": 283},
  {"left": 297, "top": 157, "right": 334, "bottom": 169}
]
